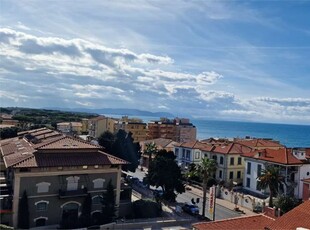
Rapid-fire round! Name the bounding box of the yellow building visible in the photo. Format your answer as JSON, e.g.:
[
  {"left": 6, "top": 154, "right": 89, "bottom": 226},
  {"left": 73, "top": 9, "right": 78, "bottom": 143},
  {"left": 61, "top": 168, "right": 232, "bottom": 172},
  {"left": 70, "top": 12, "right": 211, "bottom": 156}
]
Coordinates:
[
  {"left": 88, "top": 116, "right": 116, "bottom": 138},
  {"left": 114, "top": 116, "right": 148, "bottom": 142}
]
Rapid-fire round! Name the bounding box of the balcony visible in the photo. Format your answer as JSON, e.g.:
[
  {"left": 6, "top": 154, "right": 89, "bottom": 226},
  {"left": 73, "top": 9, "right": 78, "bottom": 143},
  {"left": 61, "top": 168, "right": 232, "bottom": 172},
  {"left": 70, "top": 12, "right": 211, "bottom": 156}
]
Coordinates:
[{"left": 59, "top": 187, "right": 88, "bottom": 198}]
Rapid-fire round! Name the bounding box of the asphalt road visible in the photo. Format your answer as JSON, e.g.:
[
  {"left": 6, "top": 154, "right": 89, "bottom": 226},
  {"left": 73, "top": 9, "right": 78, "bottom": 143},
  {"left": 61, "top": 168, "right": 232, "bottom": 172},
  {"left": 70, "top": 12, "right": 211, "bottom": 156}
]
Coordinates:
[{"left": 125, "top": 169, "right": 241, "bottom": 221}]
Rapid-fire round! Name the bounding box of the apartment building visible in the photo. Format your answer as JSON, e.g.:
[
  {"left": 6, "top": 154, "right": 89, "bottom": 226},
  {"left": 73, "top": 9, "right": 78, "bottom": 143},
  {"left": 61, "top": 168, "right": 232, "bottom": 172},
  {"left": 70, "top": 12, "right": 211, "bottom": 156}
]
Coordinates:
[
  {"left": 147, "top": 117, "right": 196, "bottom": 142},
  {"left": 0, "top": 128, "right": 130, "bottom": 228},
  {"left": 175, "top": 140, "right": 252, "bottom": 185},
  {"left": 88, "top": 116, "right": 116, "bottom": 139},
  {"left": 57, "top": 122, "right": 83, "bottom": 135},
  {"left": 243, "top": 147, "right": 310, "bottom": 199},
  {"left": 114, "top": 116, "right": 148, "bottom": 143}
]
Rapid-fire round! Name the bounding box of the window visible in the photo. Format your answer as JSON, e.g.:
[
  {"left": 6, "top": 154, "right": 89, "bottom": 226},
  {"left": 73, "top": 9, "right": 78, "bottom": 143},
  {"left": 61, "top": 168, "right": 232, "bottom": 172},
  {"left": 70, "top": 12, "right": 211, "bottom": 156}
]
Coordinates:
[
  {"left": 257, "top": 164, "right": 262, "bottom": 177},
  {"left": 92, "top": 195, "right": 103, "bottom": 205},
  {"left": 182, "top": 149, "right": 185, "bottom": 159},
  {"left": 93, "top": 178, "right": 105, "bottom": 189},
  {"left": 219, "top": 170, "right": 222, "bottom": 179},
  {"left": 246, "top": 178, "right": 251, "bottom": 188},
  {"left": 237, "top": 171, "right": 241, "bottom": 179},
  {"left": 175, "top": 148, "right": 179, "bottom": 157},
  {"left": 66, "top": 176, "right": 79, "bottom": 191},
  {"left": 212, "top": 155, "right": 217, "bottom": 162},
  {"left": 36, "top": 182, "right": 51, "bottom": 193},
  {"left": 229, "top": 171, "right": 234, "bottom": 179},
  {"left": 195, "top": 151, "right": 200, "bottom": 159},
  {"left": 238, "top": 157, "right": 242, "bottom": 165},
  {"left": 186, "top": 150, "right": 190, "bottom": 160},
  {"left": 247, "top": 162, "right": 251, "bottom": 175},
  {"left": 230, "top": 157, "right": 234, "bottom": 166},
  {"left": 35, "top": 201, "right": 49, "bottom": 211},
  {"left": 220, "top": 156, "right": 224, "bottom": 165}
]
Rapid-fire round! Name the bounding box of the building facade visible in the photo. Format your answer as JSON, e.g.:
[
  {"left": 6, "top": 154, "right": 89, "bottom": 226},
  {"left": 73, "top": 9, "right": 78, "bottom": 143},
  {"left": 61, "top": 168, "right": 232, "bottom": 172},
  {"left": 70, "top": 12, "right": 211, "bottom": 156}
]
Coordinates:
[
  {"left": 88, "top": 116, "right": 116, "bottom": 139},
  {"left": 243, "top": 148, "right": 310, "bottom": 199},
  {"left": 0, "top": 128, "right": 129, "bottom": 228},
  {"left": 57, "top": 122, "right": 83, "bottom": 135},
  {"left": 114, "top": 116, "right": 148, "bottom": 143},
  {"left": 147, "top": 118, "right": 196, "bottom": 142}
]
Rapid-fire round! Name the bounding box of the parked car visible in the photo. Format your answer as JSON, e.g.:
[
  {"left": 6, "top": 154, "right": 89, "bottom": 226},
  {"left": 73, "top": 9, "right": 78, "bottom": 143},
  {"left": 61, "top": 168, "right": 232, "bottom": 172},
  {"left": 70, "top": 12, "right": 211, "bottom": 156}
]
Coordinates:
[{"left": 182, "top": 204, "right": 199, "bottom": 215}]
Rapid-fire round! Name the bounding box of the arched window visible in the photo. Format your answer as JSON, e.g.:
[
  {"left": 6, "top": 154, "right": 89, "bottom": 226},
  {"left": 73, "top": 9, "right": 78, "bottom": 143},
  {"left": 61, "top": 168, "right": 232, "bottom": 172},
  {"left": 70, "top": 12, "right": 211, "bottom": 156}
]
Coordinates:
[
  {"left": 34, "top": 217, "right": 48, "bottom": 227},
  {"left": 36, "top": 182, "right": 51, "bottom": 193},
  {"left": 220, "top": 156, "right": 224, "bottom": 165},
  {"left": 35, "top": 201, "right": 49, "bottom": 212},
  {"left": 66, "top": 176, "right": 79, "bottom": 191},
  {"left": 92, "top": 196, "right": 103, "bottom": 205},
  {"left": 93, "top": 178, "right": 105, "bottom": 189}
]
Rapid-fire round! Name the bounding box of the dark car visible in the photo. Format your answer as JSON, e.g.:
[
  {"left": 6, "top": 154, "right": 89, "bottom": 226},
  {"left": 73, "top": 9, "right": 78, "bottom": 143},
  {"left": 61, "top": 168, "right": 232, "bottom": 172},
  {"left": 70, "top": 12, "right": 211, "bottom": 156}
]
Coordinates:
[{"left": 182, "top": 204, "right": 199, "bottom": 215}]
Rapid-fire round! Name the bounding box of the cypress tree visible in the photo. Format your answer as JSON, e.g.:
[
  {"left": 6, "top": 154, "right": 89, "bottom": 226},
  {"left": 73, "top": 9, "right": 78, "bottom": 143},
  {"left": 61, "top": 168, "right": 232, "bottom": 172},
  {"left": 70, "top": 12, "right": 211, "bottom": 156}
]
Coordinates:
[{"left": 18, "top": 190, "right": 29, "bottom": 229}]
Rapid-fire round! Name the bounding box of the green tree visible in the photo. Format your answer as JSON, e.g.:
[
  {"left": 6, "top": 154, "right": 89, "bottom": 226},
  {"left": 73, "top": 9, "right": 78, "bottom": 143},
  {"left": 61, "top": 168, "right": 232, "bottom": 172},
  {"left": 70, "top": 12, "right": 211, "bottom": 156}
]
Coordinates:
[
  {"left": 98, "top": 131, "right": 115, "bottom": 154},
  {"left": 99, "top": 130, "right": 140, "bottom": 172},
  {"left": 193, "top": 157, "right": 217, "bottom": 217},
  {"left": 18, "top": 190, "right": 29, "bottom": 229},
  {"left": 275, "top": 194, "right": 301, "bottom": 214},
  {"left": 101, "top": 180, "right": 116, "bottom": 224},
  {"left": 147, "top": 150, "right": 185, "bottom": 202},
  {"left": 79, "top": 193, "right": 92, "bottom": 227},
  {"left": 257, "top": 166, "right": 285, "bottom": 207},
  {"left": 144, "top": 142, "right": 158, "bottom": 169}
]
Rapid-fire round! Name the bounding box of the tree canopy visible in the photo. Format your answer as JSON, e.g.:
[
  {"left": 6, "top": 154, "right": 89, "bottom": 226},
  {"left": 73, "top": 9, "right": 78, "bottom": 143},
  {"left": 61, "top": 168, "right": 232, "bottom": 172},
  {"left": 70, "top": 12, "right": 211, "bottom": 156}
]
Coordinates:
[
  {"left": 101, "top": 180, "right": 116, "bottom": 224},
  {"left": 257, "top": 166, "right": 285, "bottom": 207},
  {"left": 98, "top": 130, "right": 141, "bottom": 172},
  {"left": 192, "top": 157, "right": 217, "bottom": 217},
  {"left": 18, "top": 190, "right": 29, "bottom": 229},
  {"left": 147, "top": 149, "right": 185, "bottom": 202}
]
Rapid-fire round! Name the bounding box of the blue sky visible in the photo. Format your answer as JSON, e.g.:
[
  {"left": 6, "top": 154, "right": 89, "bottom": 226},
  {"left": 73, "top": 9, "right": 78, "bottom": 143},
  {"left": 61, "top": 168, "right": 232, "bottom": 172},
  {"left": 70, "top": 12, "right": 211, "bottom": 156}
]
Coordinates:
[{"left": 0, "top": 0, "right": 310, "bottom": 124}]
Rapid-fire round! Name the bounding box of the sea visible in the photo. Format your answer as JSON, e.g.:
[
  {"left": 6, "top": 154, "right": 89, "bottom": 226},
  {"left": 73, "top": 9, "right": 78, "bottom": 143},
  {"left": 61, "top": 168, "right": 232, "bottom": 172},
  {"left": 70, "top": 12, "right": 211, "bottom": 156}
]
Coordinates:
[{"left": 104, "top": 114, "right": 310, "bottom": 147}]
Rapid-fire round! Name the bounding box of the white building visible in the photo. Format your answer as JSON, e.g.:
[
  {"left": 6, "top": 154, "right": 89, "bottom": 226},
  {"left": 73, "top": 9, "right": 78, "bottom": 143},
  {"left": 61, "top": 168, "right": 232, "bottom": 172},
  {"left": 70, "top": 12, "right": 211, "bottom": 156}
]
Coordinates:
[{"left": 243, "top": 147, "right": 310, "bottom": 199}]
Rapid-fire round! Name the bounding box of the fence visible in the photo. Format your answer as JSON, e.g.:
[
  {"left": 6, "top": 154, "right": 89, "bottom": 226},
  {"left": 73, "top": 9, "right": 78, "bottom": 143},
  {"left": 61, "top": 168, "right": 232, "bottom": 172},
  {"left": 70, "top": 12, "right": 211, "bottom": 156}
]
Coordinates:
[{"left": 220, "top": 187, "right": 267, "bottom": 211}]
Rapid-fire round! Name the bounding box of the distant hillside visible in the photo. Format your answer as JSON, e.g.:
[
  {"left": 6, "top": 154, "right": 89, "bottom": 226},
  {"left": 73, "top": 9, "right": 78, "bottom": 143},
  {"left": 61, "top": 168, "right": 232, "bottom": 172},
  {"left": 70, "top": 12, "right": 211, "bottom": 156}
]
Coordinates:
[{"left": 44, "top": 107, "right": 174, "bottom": 118}]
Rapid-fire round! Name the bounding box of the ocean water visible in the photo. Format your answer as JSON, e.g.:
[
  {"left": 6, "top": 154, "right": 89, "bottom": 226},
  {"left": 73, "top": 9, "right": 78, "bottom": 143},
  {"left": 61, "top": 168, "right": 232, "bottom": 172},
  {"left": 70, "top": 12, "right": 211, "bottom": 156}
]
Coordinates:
[
  {"left": 103, "top": 114, "right": 310, "bottom": 147},
  {"left": 192, "top": 119, "right": 310, "bottom": 147}
]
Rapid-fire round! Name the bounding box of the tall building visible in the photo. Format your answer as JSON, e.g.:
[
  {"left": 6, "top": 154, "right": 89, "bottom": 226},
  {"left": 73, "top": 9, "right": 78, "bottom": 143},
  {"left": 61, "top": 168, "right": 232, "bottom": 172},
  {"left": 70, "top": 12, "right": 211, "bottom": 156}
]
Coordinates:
[
  {"left": 114, "top": 116, "right": 148, "bottom": 143},
  {"left": 147, "top": 117, "right": 196, "bottom": 142},
  {"left": 88, "top": 116, "right": 116, "bottom": 138}
]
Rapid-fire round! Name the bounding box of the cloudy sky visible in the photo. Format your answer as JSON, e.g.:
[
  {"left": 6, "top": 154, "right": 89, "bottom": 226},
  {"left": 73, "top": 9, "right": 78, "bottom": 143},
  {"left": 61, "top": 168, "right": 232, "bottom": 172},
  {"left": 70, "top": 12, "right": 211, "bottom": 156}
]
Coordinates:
[{"left": 0, "top": 1, "right": 310, "bottom": 124}]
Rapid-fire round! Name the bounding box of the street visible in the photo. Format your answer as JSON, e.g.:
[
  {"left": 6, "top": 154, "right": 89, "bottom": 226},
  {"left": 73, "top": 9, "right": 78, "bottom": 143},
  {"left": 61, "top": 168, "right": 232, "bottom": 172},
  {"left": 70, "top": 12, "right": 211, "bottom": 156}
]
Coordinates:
[{"left": 125, "top": 168, "right": 241, "bottom": 221}]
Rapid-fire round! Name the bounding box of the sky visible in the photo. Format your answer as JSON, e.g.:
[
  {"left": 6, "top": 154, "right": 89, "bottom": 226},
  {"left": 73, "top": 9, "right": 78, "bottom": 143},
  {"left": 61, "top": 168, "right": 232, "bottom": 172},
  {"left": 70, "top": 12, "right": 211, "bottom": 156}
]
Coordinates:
[{"left": 0, "top": 0, "right": 310, "bottom": 125}]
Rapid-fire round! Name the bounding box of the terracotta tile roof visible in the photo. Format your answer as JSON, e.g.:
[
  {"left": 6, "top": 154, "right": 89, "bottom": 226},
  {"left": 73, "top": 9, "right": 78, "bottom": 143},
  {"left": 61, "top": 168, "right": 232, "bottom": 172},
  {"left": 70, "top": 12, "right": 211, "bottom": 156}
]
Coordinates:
[
  {"left": 235, "top": 138, "right": 284, "bottom": 149},
  {"left": 1, "top": 128, "right": 128, "bottom": 168},
  {"left": 193, "top": 214, "right": 274, "bottom": 230},
  {"left": 140, "top": 138, "right": 177, "bottom": 149},
  {"left": 179, "top": 141, "right": 215, "bottom": 152},
  {"left": 37, "top": 136, "right": 100, "bottom": 150},
  {"left": 243, "top": 148, "right": 304, "bottom": 165},
  {"left": 212, "top": 143, "right": 252, "bottom": 155},
  {"left": 13, "top": 151, "right": 128, "bottom": 168},
  {"left": 266, "top": 200, "right": 310, "bottom": 230}
]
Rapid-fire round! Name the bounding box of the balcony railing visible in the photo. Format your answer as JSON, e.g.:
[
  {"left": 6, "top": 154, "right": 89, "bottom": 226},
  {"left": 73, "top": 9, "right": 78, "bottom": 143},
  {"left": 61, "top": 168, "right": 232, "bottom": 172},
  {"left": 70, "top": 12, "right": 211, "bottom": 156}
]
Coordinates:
[{"left": 59, "top": 187, "right": 88, "bottom": 198}]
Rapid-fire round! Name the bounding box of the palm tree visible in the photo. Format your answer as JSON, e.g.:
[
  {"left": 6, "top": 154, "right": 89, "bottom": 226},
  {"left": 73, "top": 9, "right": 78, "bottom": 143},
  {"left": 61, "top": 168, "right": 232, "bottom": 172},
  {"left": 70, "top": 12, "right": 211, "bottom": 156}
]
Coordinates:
[
  {"left": 195, "top": 157, "right": 217, "bottom": 217},
  {"left": 145, "top": 142, "right": 158, "bottom": 169},
  {"left": 257, "top": 166, "right": 284, "bottom": 207}
]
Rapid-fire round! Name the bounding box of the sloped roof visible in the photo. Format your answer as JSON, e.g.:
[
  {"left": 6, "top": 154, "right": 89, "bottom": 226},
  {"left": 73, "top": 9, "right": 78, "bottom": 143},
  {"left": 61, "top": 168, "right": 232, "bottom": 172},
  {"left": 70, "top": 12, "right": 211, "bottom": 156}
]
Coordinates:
[
  {"left": 266, "top": 200, "right": 310, "bottom": 230},
  {"left": 212, "top": 142, "right": 252, "bottom": 155},
  {"left": 243, "top": 148, "right": 305, "bottom": 165},
  {"left": 235, "top": 138, "right": 284, "bottom": 149},
  {"left": 1, "top": 128, "right": 128, "bottom": 168},
  {"left": 193, "top": 214, "right": 274, "bottom": 230},
  {"left": 140, "top": 138, "right": 177, "bottom": 149}
]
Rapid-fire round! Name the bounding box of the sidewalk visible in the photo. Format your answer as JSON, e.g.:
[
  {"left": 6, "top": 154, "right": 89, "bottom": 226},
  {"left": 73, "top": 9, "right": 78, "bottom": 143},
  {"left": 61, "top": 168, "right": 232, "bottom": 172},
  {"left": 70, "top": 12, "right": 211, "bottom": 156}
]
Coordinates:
[{"left": 186, "top": 185, "right": 257, "bottom": 216}]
